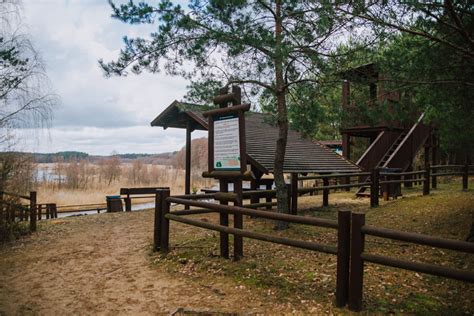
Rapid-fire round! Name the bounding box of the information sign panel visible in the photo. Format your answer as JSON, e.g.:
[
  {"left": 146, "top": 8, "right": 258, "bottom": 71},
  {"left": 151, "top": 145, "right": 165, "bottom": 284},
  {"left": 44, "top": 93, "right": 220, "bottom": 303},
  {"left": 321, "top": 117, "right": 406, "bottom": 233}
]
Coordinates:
[{"left": 214, "top": 115, "right": 240, "bottom": 170}]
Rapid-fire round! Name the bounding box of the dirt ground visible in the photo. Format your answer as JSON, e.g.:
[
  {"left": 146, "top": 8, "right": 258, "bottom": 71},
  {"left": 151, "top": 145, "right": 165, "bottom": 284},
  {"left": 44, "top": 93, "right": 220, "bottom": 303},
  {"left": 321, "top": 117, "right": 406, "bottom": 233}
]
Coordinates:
[
  {"left": 0, "top": 184, "right": 473, "bottom": 315},
  {"left": 0, "top": 210, "right": 285, "bottom": 315}
]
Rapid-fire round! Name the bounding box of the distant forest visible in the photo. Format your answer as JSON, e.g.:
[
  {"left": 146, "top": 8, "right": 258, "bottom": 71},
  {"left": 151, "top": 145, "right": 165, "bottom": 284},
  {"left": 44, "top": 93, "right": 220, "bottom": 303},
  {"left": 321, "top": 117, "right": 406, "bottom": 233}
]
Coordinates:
[{"left": 32, "top": 151, "right": 178, "bottom": 163}]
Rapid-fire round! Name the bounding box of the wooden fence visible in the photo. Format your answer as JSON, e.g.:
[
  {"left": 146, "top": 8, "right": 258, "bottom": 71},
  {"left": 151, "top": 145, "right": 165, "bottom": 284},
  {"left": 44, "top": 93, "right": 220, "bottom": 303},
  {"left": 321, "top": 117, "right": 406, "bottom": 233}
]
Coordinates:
[
  {"left": 349, "top": 212, "right": 474, "bottom": 311},
  {"left": 153, "top": 186, "right": 474, "bottom": 311},
  {"left": 294, "top": 164, "right": 472, "bottom": 209},
  {"left": 0, "top": 191, "right": 37, "bottom": 232}
]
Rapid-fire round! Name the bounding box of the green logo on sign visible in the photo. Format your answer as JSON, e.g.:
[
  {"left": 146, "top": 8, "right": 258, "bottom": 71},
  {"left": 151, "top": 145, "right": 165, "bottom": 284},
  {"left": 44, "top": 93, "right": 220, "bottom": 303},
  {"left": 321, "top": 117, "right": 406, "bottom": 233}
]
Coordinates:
[{"left": 216, "top": 161, "right": 222, "bottom": 167}]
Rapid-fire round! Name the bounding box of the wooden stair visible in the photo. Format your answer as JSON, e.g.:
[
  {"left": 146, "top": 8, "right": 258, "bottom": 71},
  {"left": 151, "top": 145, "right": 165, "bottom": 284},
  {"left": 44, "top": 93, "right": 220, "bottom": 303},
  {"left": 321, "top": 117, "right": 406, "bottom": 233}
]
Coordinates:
[{"left": 355, "top": 113, "right": 430, "bottom": 198}]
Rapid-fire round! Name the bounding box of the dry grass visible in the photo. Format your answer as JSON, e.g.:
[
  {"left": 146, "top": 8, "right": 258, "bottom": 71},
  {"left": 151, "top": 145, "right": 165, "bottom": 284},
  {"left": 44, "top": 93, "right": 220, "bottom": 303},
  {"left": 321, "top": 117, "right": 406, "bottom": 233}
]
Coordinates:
[
  {"left": 152, "top": 182, "right": 474, "bottom": 314},
  {"left": 36, "top": 163, "right": 215, "bottom": 206}
]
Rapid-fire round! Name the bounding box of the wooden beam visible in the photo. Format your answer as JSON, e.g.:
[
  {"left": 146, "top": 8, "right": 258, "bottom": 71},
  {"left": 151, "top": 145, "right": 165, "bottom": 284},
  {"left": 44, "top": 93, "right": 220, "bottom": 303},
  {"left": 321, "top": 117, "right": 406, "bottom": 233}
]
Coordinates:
[{"left": 185, "top": 120, "right": 192, "bottom": 209}]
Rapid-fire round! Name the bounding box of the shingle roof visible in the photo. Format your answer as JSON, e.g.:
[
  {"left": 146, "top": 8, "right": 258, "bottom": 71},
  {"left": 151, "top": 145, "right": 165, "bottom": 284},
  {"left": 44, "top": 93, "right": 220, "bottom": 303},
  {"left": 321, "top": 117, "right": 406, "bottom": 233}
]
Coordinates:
[{"left": 151, "top": 101, "right": 360, "bottom": 174}]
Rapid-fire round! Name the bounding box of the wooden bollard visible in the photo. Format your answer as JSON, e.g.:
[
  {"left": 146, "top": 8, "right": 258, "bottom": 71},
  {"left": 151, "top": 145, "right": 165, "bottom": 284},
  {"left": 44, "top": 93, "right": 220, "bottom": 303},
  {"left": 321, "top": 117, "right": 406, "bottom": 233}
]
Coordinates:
[{"left": 336, "top": 210, "right": 351, "bottom": 307}]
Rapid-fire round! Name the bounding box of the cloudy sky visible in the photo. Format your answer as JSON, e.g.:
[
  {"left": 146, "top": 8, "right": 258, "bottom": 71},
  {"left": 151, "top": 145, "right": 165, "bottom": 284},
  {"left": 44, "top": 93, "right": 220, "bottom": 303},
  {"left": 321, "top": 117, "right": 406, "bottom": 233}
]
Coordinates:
[{"left": 14, "top": 0, "right": 205, "bottom": 155}]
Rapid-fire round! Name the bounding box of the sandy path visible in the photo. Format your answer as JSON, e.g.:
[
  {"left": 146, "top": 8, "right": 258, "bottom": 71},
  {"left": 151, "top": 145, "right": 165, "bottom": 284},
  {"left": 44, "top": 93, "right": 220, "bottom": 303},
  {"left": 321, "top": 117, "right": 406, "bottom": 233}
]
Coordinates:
[{"left": 0, "top": 210, "right": 271, "bottom": 315}]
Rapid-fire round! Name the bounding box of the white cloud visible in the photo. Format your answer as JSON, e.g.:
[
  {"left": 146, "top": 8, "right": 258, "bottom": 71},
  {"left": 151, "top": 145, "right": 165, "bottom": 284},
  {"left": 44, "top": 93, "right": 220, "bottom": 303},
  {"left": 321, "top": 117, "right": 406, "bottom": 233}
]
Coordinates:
[
  {"left": 14, "top": 126, "right": 207, "bottom": 155},
  {"left": 13, "top": 0, "right": 198, "bottom": 154}
]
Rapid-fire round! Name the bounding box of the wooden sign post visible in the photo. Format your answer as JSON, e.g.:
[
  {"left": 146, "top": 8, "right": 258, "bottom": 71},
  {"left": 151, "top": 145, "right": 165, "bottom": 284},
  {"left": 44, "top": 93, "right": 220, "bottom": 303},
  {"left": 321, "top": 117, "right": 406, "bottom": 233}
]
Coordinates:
[{"left": 203, "top": 86, "right": 252, "bottom": 261}]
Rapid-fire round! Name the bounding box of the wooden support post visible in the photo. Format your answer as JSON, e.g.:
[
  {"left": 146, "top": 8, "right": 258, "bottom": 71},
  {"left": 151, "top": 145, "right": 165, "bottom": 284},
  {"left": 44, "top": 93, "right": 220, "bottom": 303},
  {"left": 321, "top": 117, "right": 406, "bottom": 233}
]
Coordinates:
[
  {"left": 336, "top": 210, "right": 351, "bottom": 307},
  {"left": 463, "top": 163, "right": 469, "bottom": 191},
  {"left": 160, "top": 189, "right": 171, "bottom": 253},
  {"left": 342, "top": 134, "right": 350, "bottom": 160},
  {"left": 29, "top": 191, "right": 37, "bottom": 232},
  {"left": 46, "top": 203, "right": 51, "bottom": 219},
  {"left": 323, "top": 177, "right": 329, "bottom": 207},
  {"left": 52, "top": 204, "right": 58, "bottom": 218},
  {"left": 125, "top": 195, "right": 132, "bottom": 212},
  {"left": 153, "top": 190, "right": 162, "bottom": 251},
  {"left": 290, "top": 173, "right": 298, "bottom": 215},
  {"left": 370, "top": 169, "right": 379, "bottom": 208},
  {"left": 233, "top": 179, "right": 243, "bottom": 261},
  {"left": 349, "top": 212, "right": 365, "bottom": 312},
  {"left": 185, "top": 120, "right": 192, "bottom": 210},
  {"left": 219, "top": 179, "right": 229, "bottom": 259}
]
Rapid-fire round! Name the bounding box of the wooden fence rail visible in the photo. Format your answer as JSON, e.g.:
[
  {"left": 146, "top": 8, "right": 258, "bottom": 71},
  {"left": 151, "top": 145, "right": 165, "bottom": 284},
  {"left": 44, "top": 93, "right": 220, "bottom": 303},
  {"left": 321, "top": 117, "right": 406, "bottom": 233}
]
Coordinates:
[
  {"left": 349, "top": 212, "right": 474, "bottom": 311},
  {"left": 0, "top": 191, "right": 37, "bottom": 232},
  {"left": 153, "top": 188, "right": 474, "bottom": 312},
  {"left": 154, "top": 188, "right": 352, "bottom": 308}
]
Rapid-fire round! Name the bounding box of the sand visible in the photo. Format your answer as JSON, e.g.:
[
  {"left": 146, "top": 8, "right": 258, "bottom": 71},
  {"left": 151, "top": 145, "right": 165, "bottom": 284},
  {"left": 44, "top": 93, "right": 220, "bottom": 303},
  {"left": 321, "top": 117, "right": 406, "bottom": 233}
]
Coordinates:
[{"left": 0, "top": 210, "right": 275, "bottom": 315}]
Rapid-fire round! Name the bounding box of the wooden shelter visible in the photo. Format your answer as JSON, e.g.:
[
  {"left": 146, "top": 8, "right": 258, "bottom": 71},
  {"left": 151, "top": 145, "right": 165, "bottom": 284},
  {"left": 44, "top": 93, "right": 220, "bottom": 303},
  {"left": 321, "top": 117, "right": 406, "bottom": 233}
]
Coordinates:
[{"left": 151, "top": 100, "right": 360, "bottom": 198}]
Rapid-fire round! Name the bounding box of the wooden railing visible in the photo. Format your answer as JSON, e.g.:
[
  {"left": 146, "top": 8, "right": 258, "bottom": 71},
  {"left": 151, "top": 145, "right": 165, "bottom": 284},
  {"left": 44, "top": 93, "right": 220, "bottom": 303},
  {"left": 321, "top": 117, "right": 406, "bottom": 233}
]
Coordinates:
[
  {"left": 153, "top": 188, "right": 474, "bottom": 312},
  {"left": 349, "top": 212, "right": 474, "bottom": 311},
  {"left": 0, "top": 191, "right": 37, "bottom": 232},
  {"left": 155, "top": 188, "right": 352, "bottom": 308}
]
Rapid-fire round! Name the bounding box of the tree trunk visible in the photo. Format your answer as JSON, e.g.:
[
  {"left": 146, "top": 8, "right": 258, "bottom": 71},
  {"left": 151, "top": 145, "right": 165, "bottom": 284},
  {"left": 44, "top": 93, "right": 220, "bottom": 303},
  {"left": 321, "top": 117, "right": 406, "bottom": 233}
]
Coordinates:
[{"left": 273, "top": 0, "right": 289, "bottom": 230}]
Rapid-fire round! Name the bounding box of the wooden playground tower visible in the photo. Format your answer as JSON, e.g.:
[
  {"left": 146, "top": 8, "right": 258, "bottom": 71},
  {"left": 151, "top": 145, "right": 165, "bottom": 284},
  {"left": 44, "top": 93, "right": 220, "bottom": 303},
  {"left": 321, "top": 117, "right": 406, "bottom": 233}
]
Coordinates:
[{"left": 339, "top": 63, "right": 437, "bottom": 196}]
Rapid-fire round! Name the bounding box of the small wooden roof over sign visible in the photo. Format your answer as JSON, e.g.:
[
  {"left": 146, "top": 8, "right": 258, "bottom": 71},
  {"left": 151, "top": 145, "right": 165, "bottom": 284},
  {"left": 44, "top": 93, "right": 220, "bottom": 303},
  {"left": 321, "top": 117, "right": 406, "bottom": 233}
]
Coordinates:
[{"left": 151, "top": 101, "right": 360, "bottom": 174}]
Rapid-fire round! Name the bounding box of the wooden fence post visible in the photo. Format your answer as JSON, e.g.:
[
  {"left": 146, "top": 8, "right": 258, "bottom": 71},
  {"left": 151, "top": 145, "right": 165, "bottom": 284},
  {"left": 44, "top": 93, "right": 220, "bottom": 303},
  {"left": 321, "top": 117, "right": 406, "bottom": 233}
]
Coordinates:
[
  {"left": 370, "top": 169, "right": 379, "bottom": 208},
  {"left": 323, "top": 177, "right": 329, "bottom": 207},
  {"left": 219, "top": 179, "right": 229, "bottom": 259},
  {"left": 125, "top": 196, "right": 132, "bottom": 212},
  {"left": 29, "top": 191, "right": 37, "bottom": 232},
  {"left": 46, "top": 203, "right": 51, "bottom": 219},
  {"left": 234, "top": 179, "right": 243, "bottom": 261},
  {"left": 153, "top": 190, "right": 163, "bottom": 251},
  {"left": 37, "top": 204, "right": 42, "bottom": 220},
  {"left": 423, "top": 167, "right": 430, "bottom": 196},
  {"left": 291, "top": 173, "right": 298, "bottom": 215},
  {"left": 336, "top": 210, "right": 351, "bottom": 307},
  {"left": 431, "top": 166, "right": 437, "bottom": 189},
  {"left": 264, "top": 183, "right": 272, "bottom": 209},
  {"left": 463, "top": 163, "right": 469, "bottom": 191},
  {"left": 52, "top": 204, "right": 58, "bottom": 218},
  {"left": 349, "top": 212, "right": 365, "bottom": 312},
  {"left": 160, "top": 189, "right": 171, "bottom": 253}
]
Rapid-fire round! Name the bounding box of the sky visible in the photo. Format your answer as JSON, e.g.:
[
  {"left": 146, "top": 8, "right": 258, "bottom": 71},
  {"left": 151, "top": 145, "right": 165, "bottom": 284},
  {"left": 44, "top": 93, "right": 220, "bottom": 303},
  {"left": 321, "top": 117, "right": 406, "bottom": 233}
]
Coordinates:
[{"left": 13, "top": 0, "right": 205, "bottom": 155}]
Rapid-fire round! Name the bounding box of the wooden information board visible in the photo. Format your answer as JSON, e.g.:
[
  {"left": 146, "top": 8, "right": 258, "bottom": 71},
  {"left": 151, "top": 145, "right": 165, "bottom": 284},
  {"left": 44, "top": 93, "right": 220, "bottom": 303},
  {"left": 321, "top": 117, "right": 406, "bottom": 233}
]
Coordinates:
[{"left": 214, "top": 115, "right": 240, "bottom": 170}]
